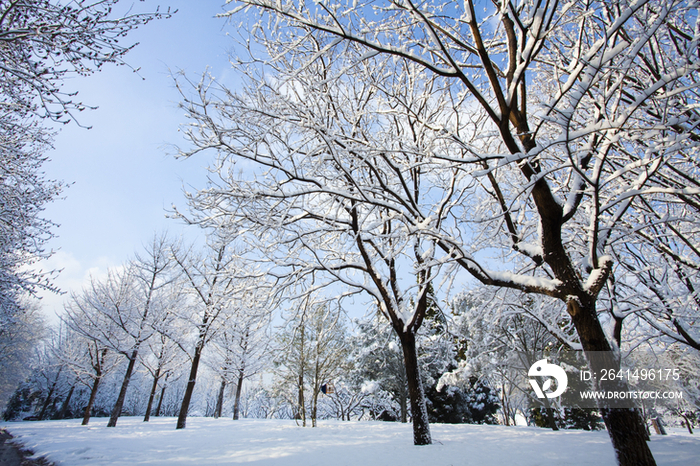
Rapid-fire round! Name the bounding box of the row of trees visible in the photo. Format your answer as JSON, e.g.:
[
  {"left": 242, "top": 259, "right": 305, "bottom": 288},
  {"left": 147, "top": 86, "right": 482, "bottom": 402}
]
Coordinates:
[
  {"left": 3, "top": 232, "right": 272, "bottom": 426},
  {"left": 3, "top": 267, "right": 505, "bottom": 429},
  {"left": 64, "top": 233, "right": 272, "bottom": 429},
  {"left": 8, "top": 269, "right": 695, "bottom": 433}
]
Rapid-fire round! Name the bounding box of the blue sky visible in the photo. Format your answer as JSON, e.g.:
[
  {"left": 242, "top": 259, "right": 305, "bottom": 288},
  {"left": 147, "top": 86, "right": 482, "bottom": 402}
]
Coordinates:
[
  {"left": 38, "top": 1, "right": 239, "bottom": 320},
  {"left": 35, "top": 0, "right": 476, "bottom": 323}
]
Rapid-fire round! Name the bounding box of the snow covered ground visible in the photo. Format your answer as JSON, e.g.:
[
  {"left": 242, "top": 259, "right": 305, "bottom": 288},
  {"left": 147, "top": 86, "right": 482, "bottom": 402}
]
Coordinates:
[{"left": 1, "top": 417, "right": 698, "bottom": 466}]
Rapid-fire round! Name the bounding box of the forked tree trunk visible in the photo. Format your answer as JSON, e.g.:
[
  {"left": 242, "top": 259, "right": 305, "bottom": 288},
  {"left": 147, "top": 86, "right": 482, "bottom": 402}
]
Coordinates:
[
  {"left": 396, "top": 330, "right": 431, "bottom": 446},
  {"left": 494, "top": 76, "right": 658, "bottom": 463},
  {"left": 144, "top": 366, "right": 162, "bottom": 422},
  {"left": 176, "top": 341, "right": 205, "bottom": 429},
  {"left": 108, "top": 350, "right": 138, "bottom": 427}
]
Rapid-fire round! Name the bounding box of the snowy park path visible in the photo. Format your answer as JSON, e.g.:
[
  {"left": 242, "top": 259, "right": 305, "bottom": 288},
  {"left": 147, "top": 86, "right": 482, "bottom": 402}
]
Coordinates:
[{"left": 1, "top": 418, "right": 698, "bottom": 466}]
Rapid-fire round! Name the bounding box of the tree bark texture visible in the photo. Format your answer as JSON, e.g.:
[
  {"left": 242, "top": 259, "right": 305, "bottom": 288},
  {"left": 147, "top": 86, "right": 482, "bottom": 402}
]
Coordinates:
[
  {"left": 144, "top": 367, "right": 162, "bottom": 422},
  {"left": 176, "top": 342, "right": 204, "bottom": 429},
  {"left": 57, "top": 385, "right": 75, "bottom": 420},
  {"left": 568, "top": 300, "right": 656, "bottom": 466},
  {"left": 108, "top": 350, "right": 138, "bottom": 427},
  {"left": 155, "top": 383, "right": 167, "bottom": 417},
  {"left": 397, "top": 330, "right": 431, "bottom": 446},
  {"left": 214, "top": 378, "right": 226, "bottom": 419},
  {"left": 233, "top": 371, "right": 244, "bottom": 420}
]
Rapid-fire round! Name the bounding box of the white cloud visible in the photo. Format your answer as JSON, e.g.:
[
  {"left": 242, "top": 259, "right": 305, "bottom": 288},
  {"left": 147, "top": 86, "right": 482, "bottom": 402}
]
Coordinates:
[{"left": 36, "top": 251, "right": 120, "bottom": 324}]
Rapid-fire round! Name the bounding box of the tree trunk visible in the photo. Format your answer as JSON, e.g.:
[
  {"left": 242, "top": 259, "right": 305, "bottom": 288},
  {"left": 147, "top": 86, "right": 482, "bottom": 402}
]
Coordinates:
[
  {"left": 501, "top": 389, "right": 510, "bottom": 426},
  {"left": 311, "top": 357, "right": 320, "bottom": 428},
  {"left": 82, "top": 374, "right": 103, "bottom": 425},
  {"left": 297, "top": 373, "right": 306, "bottom": 427},
  {"left": 602, "top": 408, "right": 659, "bottom": 465},
  {"left": 38, "top": 367, "right": 63, "bottom": 421},
  {"left": 144, "top": 366, "right": 162, "bottom": 422},
  {"left": 108, "top": 350, "right": 138, "bottom": 427},
  {"left": 214, "top": 378, "right": 226, "bottom": 419},
  {"left": 297, "top": 320, "right": 306, "bottom": 427},
  {"left": 155, "top": 383, "right": 167, "bottom": 417},
  {"left": 176, "top": 342, "right": 204, "bottom": 429},
  {"left": 542, "top": 396, "right": 559, "bottom": 431},
  {"left": 397, "top": 330, "right": 431, "bottom": 446},
  {"left": 399, "top": 386, "right": 408, "bottom": 423},
  {"left": 57, "top": 385, "right": 75, "bottom": 420},
  {"left": 311, "top": 388, "right": 320, "bottom": 428},
  {"left": 232, "top": 371, "right": 244, "bottom": 420},
  {"left": 680, "top": 413, "right": 693, "bottom": 434},
  {"left": 568, "top": 300, "right": 656, "bottom": 466}
]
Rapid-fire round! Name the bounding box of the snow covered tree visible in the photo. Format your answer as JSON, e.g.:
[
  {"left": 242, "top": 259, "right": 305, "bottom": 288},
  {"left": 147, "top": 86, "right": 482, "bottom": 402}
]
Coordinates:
[
  {"left": 352, "top": 316, "right": 409, "bottom": 422},
  {"left": 305, "top": 301, "right": 349, "bottom": 427},
  {"left": 140, "top": 327, "right": 184, "bottom": 422},
  {"left": 0, "top": 298, "right": 45, "bottom": 412},
  {"left": 425, "top": 376, "right": 500, "bottom": 425},
  {"left": 207, "top": 300, "right": 271, "bottom": 420},
  {"left": 64, "top": 235, "right": 179, "bottom": 427},
  {"left": 415, "top": 287, "right": 502, "bottom": 426},
  {"left": 54, "top": 318, "right": 119, "bottom": 425},
  {"left": 105, "top": 235, "right": 179, "bottom": 427},
  {"left": 1, "top": 104, "right": 61, "bottom": 413},
  {"left": 1, "top": 3, "right": 172, "bottom": 395},
  {"left": 176, "top": 40, "right": 459, "bottom": 444},
  {"left": 0, "top": 123, "right": 61, "bottom": 338},
  {"left": 20, "top": 327, "right": 76, "bottom": 421},
  {"left": 170, "top": 229, "right": 265, "bottom": 429},
  {"left": 218, "top": 1, "right": 700, "bottom": 462},
  {"left": 63, "top": 268, "right": 138, "bottom": 424},
  {"left": 273, "top": 297, "right": 349, "bottom": 427},
  {"left": 445, "top": 289, "right": 577, "bottom": 429},
  {"left": 609, "top": 232, "right": 700, "bottom": 352},
  {"left": 324, "top": 378, "right": 369, "bottom": 421},
  {"left": 0, "top": 0, "right": 172, "bottom": 123}
]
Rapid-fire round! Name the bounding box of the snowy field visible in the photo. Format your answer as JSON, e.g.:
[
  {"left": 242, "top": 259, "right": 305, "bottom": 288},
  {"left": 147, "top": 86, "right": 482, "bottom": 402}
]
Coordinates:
[{"left": 2, "top": 417, "right": 699, "bottom": 466}]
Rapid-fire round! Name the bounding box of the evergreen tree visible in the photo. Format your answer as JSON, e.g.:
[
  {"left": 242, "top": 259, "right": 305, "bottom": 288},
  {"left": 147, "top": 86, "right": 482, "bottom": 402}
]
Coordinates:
[
  {"left": 426, "top": 375, "right": 499, "bottom": 425},
  {"left": 2, "top": 383, "right": 38, "bottom": 421},
  {"left": 353, "top": 315, "right": 409, "bottom": 422}
]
